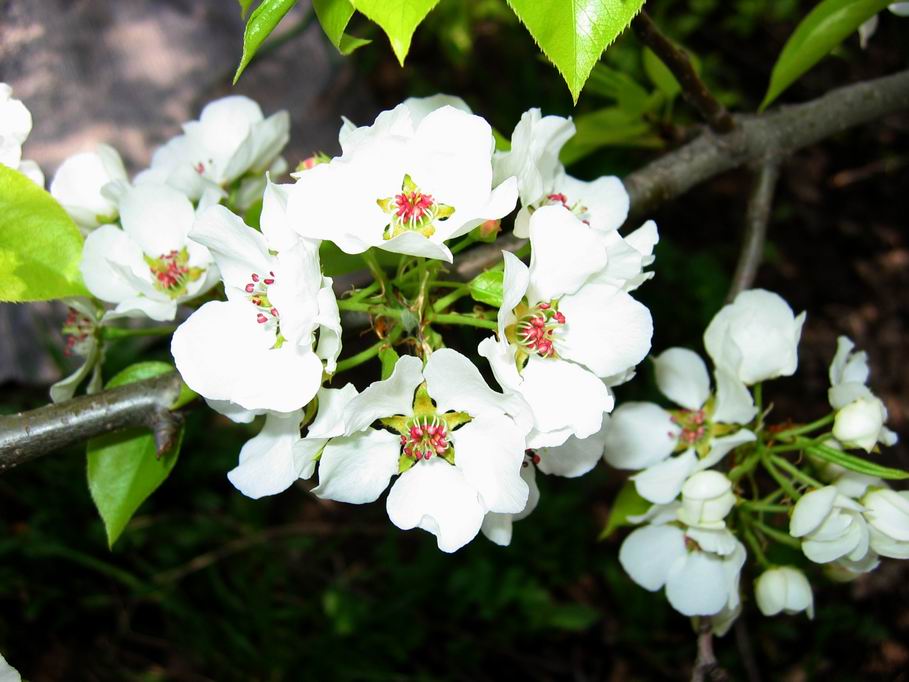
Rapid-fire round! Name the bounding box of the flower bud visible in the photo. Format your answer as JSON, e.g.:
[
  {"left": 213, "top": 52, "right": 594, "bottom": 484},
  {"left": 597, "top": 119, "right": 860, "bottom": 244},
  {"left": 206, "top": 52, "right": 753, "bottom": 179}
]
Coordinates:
[
  {"left": 833, "top": 397, "right": 886, "bottom": 452},
  {"left": 790, "top": 486, "right": 870, "bottom": 564},
  {"left": 754, "top": 566, "right": 814, "bottom": 618},
  {"left": 472, "top": 218, "right": 501, "bottom": 243},
  {"left": 863, "top": 489, "right": 909, "bottom": 558},
  {"left": 678, "top": 470, "right": 735, "bottom": 528}
]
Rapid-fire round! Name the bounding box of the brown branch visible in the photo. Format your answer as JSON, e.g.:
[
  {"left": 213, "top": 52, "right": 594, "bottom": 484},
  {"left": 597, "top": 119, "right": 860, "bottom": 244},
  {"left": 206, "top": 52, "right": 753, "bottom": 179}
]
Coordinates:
[
  {"left": 0, "top": 371, "right": 184, "bottom": 473},
  {"left": 633, "top": 12, "right": 734, "bottom": 133},
  {"left": 691, "top": 621, "right": 729, "bottom": 682},
  {"left": 727, "top": 160, "right": 781, "bottom": 301}
]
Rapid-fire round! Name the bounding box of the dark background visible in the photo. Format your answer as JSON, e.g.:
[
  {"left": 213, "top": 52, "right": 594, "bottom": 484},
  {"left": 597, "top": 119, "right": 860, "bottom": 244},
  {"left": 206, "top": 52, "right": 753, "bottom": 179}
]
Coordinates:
[{"left": 1, "top": 1, "right": 908, "bottom": 679}]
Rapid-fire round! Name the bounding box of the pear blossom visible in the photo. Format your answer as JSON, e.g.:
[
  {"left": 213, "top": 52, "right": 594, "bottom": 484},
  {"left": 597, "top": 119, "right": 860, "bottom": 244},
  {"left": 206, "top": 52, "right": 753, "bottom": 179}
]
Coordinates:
[
  {"left": 678, "top": 471, "right": 736, "bottom": 529},
  {"left": 619, "top": 521, "right": 746, "bottom": 616},
  {"left": 862, "top": 489, "right": 909, "bottom": 559},
  {"left": 80, "top": 183, "right": 218, "bottom": 321},
  {"left": 603, "top": 347, "right": 756, "bottom": 504},
  {"left": 704, "top": 289, "right": 805, "bottom": 385},
  {"left": 0, "top": 82, "right": 44, "bottom": 186},
  {"left": 790, "top": 486, "right": 871, "bottom": 564},
  {"left": 288, "top": 101, "right": 518, "bottom": 262},
  {"left": 310, "top": 351, "right": 531, "bottom": 552},
  {"left": 754, "top": 566, "right": 814, "bottom": 618},
  {"left": 50, "top": 144, "right": 128, "bottom": 229},
  {"left": 136, "top": 95, "right": 290, "bottom": 204},
  {"left": 481, "top": 457, "right": 541, "bottom": 546},
  {"left": 171, "top": 182, "right": 339, "bottom": 417},
  {"left": 479, "top": 206, "right": 653, "bottom": 447},
  {"left": 828, "top": 336, "right": 897, "bottom": 452}
]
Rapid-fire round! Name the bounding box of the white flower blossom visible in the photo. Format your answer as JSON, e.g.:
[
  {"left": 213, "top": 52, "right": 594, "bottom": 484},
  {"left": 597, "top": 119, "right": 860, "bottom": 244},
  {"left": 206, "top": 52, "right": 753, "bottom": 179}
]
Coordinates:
[
  {"left": 828, "top": 336, "right": 897, "bottom": 452},
  {"left": 704, "top": 289, "right": 805, "bottom": 385},
  {"left": 603, "top": 347, "right": 756, "bottom": 504},
  {"left": 0, "top": 82, "right": 44, "bottom": 186},
  {"left": 310, "top": 351, "right": 531, "bottom": 553},
  {"left": 862, "top": 488, "right": 909, "bottom": 559},
  {"left": 50, "top": 144, "right": 128, "bottom": 229},
  {"left": 754, "top": 566, "right": 814, "bottom": 618},
  {"left": 171, "top": 182, "right": 339, "bottom": 416},
  {"left": 678, "top": 470, "right": 736, "bottom": 529},
  {"left": 789, "top": 486, "right": 871, "bottom": 564},
  {"left": 479, "top": 205, "right": 653, "bottom": 448},
  {"left": 288, "top": 100, "right": 517, "bottom": 262},
  {"left": 80, "top": 183, "right": 218, "bottom": 321}
]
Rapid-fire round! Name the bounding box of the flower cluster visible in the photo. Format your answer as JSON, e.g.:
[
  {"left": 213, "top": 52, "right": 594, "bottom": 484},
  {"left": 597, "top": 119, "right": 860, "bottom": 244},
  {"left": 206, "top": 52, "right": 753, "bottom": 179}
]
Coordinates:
[{"left": 605, "top": 288, "right": 907, "bottom": 633}]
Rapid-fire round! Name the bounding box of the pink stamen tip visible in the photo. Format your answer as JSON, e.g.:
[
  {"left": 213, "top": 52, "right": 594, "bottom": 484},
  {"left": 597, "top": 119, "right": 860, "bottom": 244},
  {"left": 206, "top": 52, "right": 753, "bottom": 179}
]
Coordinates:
[
  {"left": 554, "top": 312, "right": 566, "bottom": 324},
  {"left": 532, "top": 453, "right": 541, "bottom": 465},
  {"left": 256, "top": 313, "right": 268, "bottom": 324},
  {"left": 251, "top": 273, "right": 259, "bottom": 282},
  {"left": 531, "top": 317, "right": 545, "bottom": 328},
  {"left": 245, "top": 284, "right": 255, "bottom": 293},
  {"left": 538, "top": 302, "right": 550, "bottom": 310},
  {"left": 263, "top": 278, "right": 274, "bottom": 285},
  {"left": 270, "top": 308, "right": 278, "bottom": 317}
]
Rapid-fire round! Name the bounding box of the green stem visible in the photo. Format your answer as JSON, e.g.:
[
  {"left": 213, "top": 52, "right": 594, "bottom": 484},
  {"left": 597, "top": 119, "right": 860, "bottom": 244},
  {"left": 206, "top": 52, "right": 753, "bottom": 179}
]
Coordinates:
[
  {"left": 728, "top": 451, "right": 760, "bottom": 483},
  {"left": 760, "top": 451, "right": 801, "bottom": 500},
  {"left": 428, "top": 313, "right": 497, "bottom": 331},
  {"left": 344, "top": 281, "right": 380, "bottom": 303},
  {"left": 741, "top": 501, "right": 790, "bottom": 513},
  {"left": 361, "top": 250, "right": 391, "bottom": 295},
  {"left": 739, "top": 514, "right": 770, "bottom": 568},
  {"left": 102, "top": 326, "right": 176, "bottom": 340},
  {"left": 449, "top": 234, "right": 477, "bottom": 255},
  {"left": 334, "top": 327, "right": 403, "bottom": 374},
  {"left": 336, "top": 300, "right": 405, "bottom": 319},
  {"left": 753, "top": 519, "right": 801, "bottom": 550},
  {"left": 432, "top": 285, "right": 471, "bottom": 313},
  {"left": 773, "top": 413, "right": 835, "bottom": 441},
  {"left": 769, "top": 454, "right": 823, "bottom": 489}
]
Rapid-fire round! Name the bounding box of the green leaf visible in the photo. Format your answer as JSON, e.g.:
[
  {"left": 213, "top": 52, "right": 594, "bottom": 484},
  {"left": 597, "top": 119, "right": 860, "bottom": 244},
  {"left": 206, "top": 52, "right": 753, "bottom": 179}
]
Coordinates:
[
  {"left": 506, "top": 0, "right": 647, "bottom": 102},
  {"left": 760, "top": 0, "right": 891, "bottom": 110},
  {"left": 234, "top": 0, "right": 298, "bottom": 84},
  {"left": 807, "top": 444, "right": 909, "bottom": 481},
  {"left": 378, "top": 346, "right": 399, "bottom": 380},
  {"left": 559, "top": 106, "right": 662, "bottom": 166},
  {"left": 468, "top": 269, "right": 504, "bottom": 308},
  {"left": 599, "top": 480, "right": 650, "bottom": 540},
  {"left": 350, "top": 0, "right": 440, "bottom": 64},
  {"left": 585, "top": 63, "right": 652, "bottom": 113},
  {"left": 238, "top": 0, "right": 257, "bottom": 18},
  {"left": 313, "top": 0, "right": 371, "bottom": 54},
  {"left": 87, "top": 362, "right": 184, "bottom": 548},
  {"left": 0, "top": 165, "right": 88, "bottom": 301}
]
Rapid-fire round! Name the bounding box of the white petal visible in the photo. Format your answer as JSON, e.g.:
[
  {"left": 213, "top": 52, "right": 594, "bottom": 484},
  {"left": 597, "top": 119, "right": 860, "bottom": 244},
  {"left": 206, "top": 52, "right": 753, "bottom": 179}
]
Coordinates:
[
  {"left": 259, "top": 180, "right": 300, "bottom": 252},
  {"left": 190, "top": 204, "right": 272, "bottom": 291},
  {"left": 452, "top": 415, "right": 528, "bottom": 514},
  {"left": 632, "top": 450, "right": 698, "bottom": 504},
  {"left": 619, "top": 524, "right": 687, "bottom": 591},
  {"left": 602, "top": 402, "right": 679, "bottom": 470},
  {"left": 386, "top": 458, "right": 485, "bottom": 553},
  {"left": 713, "top": 368, "right": 757, "bottom": 424},
  {"left": 790, "top": 486, "right": 838, "bottom": 538},
  {"left": 536, "top": 415, "right": 608, "bottom": 478},
  {"left": 205, "top": 399, "right": 262, "bottom": 424},
  {"left": 556, "top": 284, "right": 653, "bottom": 378},
  {"left": 666, "top": 551, "right": 729, "bottom": 616},
  {"left": 557, "top": 174, "right": 629, "bottom": 234},
  {"left": 80, "top": 225, "right": 144, "bottom": 303},
  {"left": 312, "top": 429, "right": 400, "bottom": 503},
  {"left": 339, "top": 355, "right": 424, "bottom": 434},
  {"left": 227, "top": 411, "right": 304, "bottom": 499},
  {"left": 50, "top": 144, "right": 127, "bottom": 227},
  {"left": 498, "top": 250, "right": 530, "bottom": 336},
  {"left": 481, "top": 512, "right": 515, "bottom": 546},
  {"left": 653, "top": 347, "right": 710, "bottom": 410},
  {"left": 119, "top": 184, "right": 195, "bottom": 256},
  {"left": 307, "top": 384, "right": 360, "bottom": 438},
  {"left": 695, "top": 429, "right": 756, "bottom": 471}
]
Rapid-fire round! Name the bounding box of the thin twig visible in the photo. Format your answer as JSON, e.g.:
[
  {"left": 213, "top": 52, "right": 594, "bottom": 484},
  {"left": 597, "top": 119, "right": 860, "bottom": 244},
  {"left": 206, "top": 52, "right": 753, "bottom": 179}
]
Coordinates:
[
  {"left": 691, "top": 620, "right": 730, "bottom": 682},
  {"left": 727, "top": 160, "right": 781, "bottom": 300},
  {"left": 633, "top": 12, "right": 735, "bottom": 133}
]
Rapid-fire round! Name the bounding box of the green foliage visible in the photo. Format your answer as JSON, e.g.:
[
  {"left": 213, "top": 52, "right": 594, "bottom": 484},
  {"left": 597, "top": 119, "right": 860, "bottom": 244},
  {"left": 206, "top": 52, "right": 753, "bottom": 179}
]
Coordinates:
[
  {"left": 350, "top": 0, "right": 441, "bottom": 65},
  {"left": 87, "top": 362, "right": 185, "bottom": 548},
  {"left": 234, "top": 0, "right": 298, "bottom": 84},
  {"left": 237, "top": 0, "right": 257, "bottom": 18},
  {"left": 313, "top": 0, "right": 371, "bottom": 54},
  {"left": 599, "top": 480, "right": 650, "bottom": 539},
  {"left": 560, "top": 107, "right": 661, "bottom": 166},
  {"left": 319, "top": 243, "right": 400, "bottom": 277},
  {"left": 0, "top": 165, "right": 88, "bottom": 302},
  {"left": 467, "top": 268, "right": 504, "bottom": 308},
  {"left": 378, "top": 346, "right": 399, "bottom": 380},
  {"left": 807, "top": 442, "right": 909, "bottom": 480},
  {"left": 760, "top": 0, "right": 891, "bottom": 110},
  {"left": 506, "top": 0, "right": 647, "bottom": 102}
]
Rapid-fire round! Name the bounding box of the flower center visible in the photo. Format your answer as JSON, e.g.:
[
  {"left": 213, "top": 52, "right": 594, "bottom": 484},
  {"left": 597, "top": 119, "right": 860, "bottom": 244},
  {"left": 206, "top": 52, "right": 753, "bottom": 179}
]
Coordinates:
[
  {"left": 670, "top": 409, "right": 709, "bottom": 447},
  {"left": 514, "top": 301, "right": 566, "bottom": 358},
  {"left": 145, "top": 248, "right": 203, "bottom": 299},
  {"left": 399, "top": 415, "right": 450, "bottom": 461},
  {"left": 378, "top": 174, "right": 454, "bottom": 240},
  {"left": 541, "top": 193, "right": 590, "bottom": 224},
  {"left": 245, "top": 271, "right": 285, "bottom": 345},
  {"left": 62, "top": 308, "right": 95, "bottom": 357}
]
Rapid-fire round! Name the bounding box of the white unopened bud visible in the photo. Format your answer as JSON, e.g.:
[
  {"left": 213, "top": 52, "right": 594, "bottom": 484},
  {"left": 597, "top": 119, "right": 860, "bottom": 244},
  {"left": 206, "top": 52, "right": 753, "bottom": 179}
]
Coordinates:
[
  {"left": 678, "top": 470, "right": 735, "bottom": 529},
  {"left": 755, "top": 566, "right": 814, "bottom": 618},
  {"left": 863, "top": 489, "right": 909, "bottom": 559},
  {"left": 833, "top": 397, "right": 886, "bottom": 452}
]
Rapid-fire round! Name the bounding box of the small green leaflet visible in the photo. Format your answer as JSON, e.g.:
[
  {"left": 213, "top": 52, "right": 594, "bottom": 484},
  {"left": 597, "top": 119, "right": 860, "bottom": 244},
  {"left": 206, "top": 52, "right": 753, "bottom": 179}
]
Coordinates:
[
  {"left": 378, "top": 346, "right": 400, "bottom": 380},
  {"left": 599, "top": 480, "right": 650, "bottom": 539},
  {"left": 468, "top": 269, "right": 504, "bottom": 308},
  {"left": 350, "top": 0, "right": 440, "bottom": 65},
  {"left": 313, "top": 0, "right": 371, "bottom": 54},
  {"left": 807, "top": 443, "right": 909, "bottom": 480},
  {"left": 0, "top": 165, "right": 88, "bottom": 302},
  {"left": 87, "top": 362, "right": 185, "bottom": 548},
  {"left": 760, "top": 0, "right": 891, "bottom": 110},
  {"left": 238, "top": 0, "right": 257, "bottom": 18},
  {"left": 506, "top": 0, "right": 647, "bottom": 103},
  {"left": 559, "top": 106, "right": 661, "bottom": 166},
  {"left": 234, "top": 0, "right": 298, "bottom": 84}
]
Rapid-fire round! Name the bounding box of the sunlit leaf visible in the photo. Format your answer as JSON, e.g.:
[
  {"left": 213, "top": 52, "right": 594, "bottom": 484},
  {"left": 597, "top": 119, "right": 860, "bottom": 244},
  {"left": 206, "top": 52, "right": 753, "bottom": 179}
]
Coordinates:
[
  {"left": 234, "top": 0, "right": 298, "bottom": 84},
  {"left": 468, "top": 269, "right": 504, "bottom": 308},
  {"left": 599, "top": 480, "right": 650, "bottom": 539},
  {"left": 559, "top": 106, "right": 662, "bottom": 166},
  {"left": 313, "top": 0, "right": 371, "bottom": 54},
  {"left": 350, "top": 0, "right": 440, "bottom": 64}
]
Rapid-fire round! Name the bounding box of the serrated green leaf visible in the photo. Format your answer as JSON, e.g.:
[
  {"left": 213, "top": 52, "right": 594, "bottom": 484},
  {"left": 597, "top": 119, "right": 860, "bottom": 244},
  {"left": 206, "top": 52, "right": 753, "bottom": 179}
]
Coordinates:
[
  {"left": 506, "top": 0, "right": 647, "bottom": 102},
  {"left": 760, "top": 0, "right": 891, "bottom": 110},
  {"left": 313, "top": 0, "right": 372, "bottom": 54},
  {"left": 599, "top": 480, "right": 651, "bottom": 540},
  {"left": 468, "top": 269, "right": 504, "bottom": 308},
  {"left": 350, "top": 0, "right": 440, "bottom": 65},
  {"left": 559, "top": 106, "right": 662, "bottom": 166},
  {"left": 379, "top": 346, "right": 399, "bottom": 380},
  {"left": 234, "top": 0, "right": 298, "bottom": 84},
  {"left": 807, "top": 444, "right": 909, "bottom": 480},
  {"left": 0, "top": 165, "right": 88, "bottom": 302},
  {"left": 238, "top": 0, "right": 257, "bottom": 18},
  {"left": 87, "top": 362, "right": 184, "bottom": 548}
]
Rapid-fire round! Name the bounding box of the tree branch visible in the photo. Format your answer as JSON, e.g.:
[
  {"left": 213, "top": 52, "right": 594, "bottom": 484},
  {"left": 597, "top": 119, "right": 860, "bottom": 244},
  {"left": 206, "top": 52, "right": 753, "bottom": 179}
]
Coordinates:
[
  {"left": 0, "top": 371, "right": 184, "bottom": 473},
  {"left": 633, "top": 12, "right": 735, "bottom": 133},
  {"left": 727, "top": 160, "right": 781, "bottom": 301},
  {"left": 690, "top": 621, "right": 729, "bottom": 682}
]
